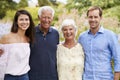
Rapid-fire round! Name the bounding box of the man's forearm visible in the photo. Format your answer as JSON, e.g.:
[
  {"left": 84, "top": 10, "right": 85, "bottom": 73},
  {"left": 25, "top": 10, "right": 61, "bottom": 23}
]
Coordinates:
[{"left": 114, "top": 72, "right": 120, "bottom": 80}]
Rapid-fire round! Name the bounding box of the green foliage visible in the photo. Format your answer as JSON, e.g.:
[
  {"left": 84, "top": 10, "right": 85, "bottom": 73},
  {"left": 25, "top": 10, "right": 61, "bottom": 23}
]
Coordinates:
[
  {"left": 38, "top": 0, "right": 52, "bottom": 6},
  {"left": 0, "top": 1, "right": 6, "bottom": 19},
  {"left": 24, "top": 7, "right": 39, "bottom": 25},
  {"left": 17, "top": 0, "right": 28, "bottom": 8},
  {"left": 66, "top": 0, "right": 91, "bottom": 11},
  {"left": 0, "top": 0, "right": 17, "bottom": 19},
  {"left": 3, "top": 10, "right": 16, "bottom": 21},
  {"left": 3, "top": 7, "right": 39, "bottom": 26},
  {"left": 104, "top": 6, "right": 120, "bottom": 22},
  {"left": 91, "top": 0, "right": 111, "bottom": 9},
  {"left": 66, "top": 0, "right": 120, "bottom": 11},
  {"left": 114, "top": 0, "right": 120, "bottom": 5},
  {"left": 74, "top": 0, "right": 91, "bottom": 8}
]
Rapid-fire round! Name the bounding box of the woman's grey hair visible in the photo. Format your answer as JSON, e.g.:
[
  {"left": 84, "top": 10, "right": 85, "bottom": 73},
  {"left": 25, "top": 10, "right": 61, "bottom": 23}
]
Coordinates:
[
  {"left": 61, "top": 19, "right": 77, "bottom": 35},
  {"left": 38, "top": 6, "right": 55, "bottom": 18},
  {"left": 61, "top": 19, "right": 77, "bottom": 31}
]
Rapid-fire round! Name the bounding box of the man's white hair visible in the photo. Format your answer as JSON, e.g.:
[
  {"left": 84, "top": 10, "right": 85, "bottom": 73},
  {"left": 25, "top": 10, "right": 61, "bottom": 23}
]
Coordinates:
[{"left": 38, "top": 6, "right": 55, "bottom": 18}]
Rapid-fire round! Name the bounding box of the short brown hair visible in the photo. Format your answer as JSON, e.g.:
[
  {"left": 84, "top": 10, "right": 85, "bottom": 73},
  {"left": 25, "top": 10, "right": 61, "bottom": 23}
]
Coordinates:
[{"left": 87, "top": 6, "right": 102, "bottom": 17}]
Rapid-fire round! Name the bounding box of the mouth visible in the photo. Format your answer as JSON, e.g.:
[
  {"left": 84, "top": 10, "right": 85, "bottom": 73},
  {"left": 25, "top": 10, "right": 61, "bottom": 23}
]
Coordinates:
[
  {"left": 66, "top": 33, "right": 72, "bottom": 37},
  {"left": 91, "top": 21, "right": 95, "bottom": 24},
  {"left": 90, "top": 22, "right": 96, "bottom": 26},
  {"left": 20, "top": 24, "right": 29, "bottom": 28},
  {"left": 44, "top": 22, "right": 49, "bottom": 25}
]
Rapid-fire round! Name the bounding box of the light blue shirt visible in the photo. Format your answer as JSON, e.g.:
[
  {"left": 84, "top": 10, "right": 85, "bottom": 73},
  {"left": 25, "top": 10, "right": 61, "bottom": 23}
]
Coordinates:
[{"left": 78, "top": 27, "right": 120, "bottom": 80}]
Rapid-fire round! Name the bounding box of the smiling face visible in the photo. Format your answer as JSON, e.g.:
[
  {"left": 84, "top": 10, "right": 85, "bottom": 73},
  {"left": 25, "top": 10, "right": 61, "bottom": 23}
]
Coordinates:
[
  {"left": 88, "top": 9, "right": 102, "bottom": 30},
  {"left": 39, "top": 10, "right": 53, "bottom": 30},
  {"left": 62, "top": 25, "right": 76, "bottom": 41},
  {"left": 17, "top": 14, "right": 30, "bottom": 31}
]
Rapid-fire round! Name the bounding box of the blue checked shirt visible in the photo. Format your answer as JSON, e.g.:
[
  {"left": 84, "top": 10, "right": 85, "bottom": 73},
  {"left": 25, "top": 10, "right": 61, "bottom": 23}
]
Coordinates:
[{"left": 78, "top": 27, "right": 120, "bottom": 80}]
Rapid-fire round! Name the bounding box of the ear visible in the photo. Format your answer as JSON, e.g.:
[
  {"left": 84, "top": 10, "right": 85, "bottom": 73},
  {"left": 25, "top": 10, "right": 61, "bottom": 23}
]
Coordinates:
[
  {"left": 51, "top": 16, "right": 54, "bottom": 21},
  {"left": 100, "top": 16, "right": 102, "bottom": 20},
  {"left": 38, "top": 15, "right": 40, "bottom": 20}
]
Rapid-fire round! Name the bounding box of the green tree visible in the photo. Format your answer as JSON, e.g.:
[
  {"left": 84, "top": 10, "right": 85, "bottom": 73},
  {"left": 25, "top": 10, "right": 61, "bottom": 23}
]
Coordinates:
[
  {"left": 17, "top": 0, "right": 28, "bottom": 8},
  {"left": 66, "top": 0, "right": 91, "bottom": 11},
  {"left": 38, "top": 0, "right": 52, "bottom": 6},
  {"left": 0, "top": 0, "right": 17, "bottom": 19},
  {"left": 114, "top": 0, "right": 120, "bottom": 5},
  {"left": 91, "top": 0, "right": 112, "bottom": 9}
]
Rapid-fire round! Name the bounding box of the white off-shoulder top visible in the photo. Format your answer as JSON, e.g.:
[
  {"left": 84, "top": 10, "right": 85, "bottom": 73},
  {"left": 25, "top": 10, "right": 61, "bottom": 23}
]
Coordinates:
[{"left": 3, "top": 43, "right": 30, "bottom": 75}]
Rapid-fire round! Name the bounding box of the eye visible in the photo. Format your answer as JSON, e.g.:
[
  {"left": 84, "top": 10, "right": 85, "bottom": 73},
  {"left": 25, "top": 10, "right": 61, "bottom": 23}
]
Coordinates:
[
  {"left": 63, "top": 29, "right": 67, "bottom": 31},
  {"left": 48, "top": 17, "right": 52, "bottom": 19},
  {"left": 94, "top": 16, "right": 98, "bottom": 18},
  {"left": 19, "top": 18, "right": 24, "bottom": 21},
  {"left": 25, "top": 18, "right": 29, "bottom": 21},
  {"left": 88, "top": 16, "right": 92, "bottom": 19},
  {"left": 69, "top": 28, "right": 73, "bottom": 30}
]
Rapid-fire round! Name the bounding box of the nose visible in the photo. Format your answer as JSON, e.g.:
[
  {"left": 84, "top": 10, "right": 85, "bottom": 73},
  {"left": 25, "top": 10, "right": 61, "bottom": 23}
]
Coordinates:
[
  {"left": 66, "top": 30, "right": 71, "bottom": 33},
  {"left": 44, "top": 17, "right": 49, "bottom": 22},
  {"left": 91, "top": 17, "right": 95, "bottom": 21},
  {"left": 23, "top": 19, "right": 28, "bottom": 23}
]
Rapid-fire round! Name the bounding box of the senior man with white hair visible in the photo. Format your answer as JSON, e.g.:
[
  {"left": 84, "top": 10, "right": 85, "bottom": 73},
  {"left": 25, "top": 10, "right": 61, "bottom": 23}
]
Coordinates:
[{"left": 29, "top": 6, "right": 59, "bottom": 80}]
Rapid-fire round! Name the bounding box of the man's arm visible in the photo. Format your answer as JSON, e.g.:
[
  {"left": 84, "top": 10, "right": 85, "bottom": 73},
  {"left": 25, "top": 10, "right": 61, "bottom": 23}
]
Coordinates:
[
  {"left": 0, "top": 49, "right": 3, "bottom": 56},
  {"left": 109, "top": 33, "right": 120, "bottom": 80},
  {"left": 114, "top": 72, "right": 120, "bottom": 80},
  {"left": 0, "top": 35, "right": 6, "bottom": 56}
]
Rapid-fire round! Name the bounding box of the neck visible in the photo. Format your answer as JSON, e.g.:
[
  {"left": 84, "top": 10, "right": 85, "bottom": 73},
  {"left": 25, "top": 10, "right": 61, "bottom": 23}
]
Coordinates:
[
  {"left": 40, "top": 26, "right": 49, "bottom": 35},
  {"left": 13, "top": 30, "right": 28, "bottom": 43},
  {"left": 90, "top": 26, "right": 100, "bottom": 35},
  {"left": 63, "top": 39, "right": 77, "bottom": 49},
  {"left": 64, "top": 39, "right": 76, "bottom": 45},
  {"left": 17, "top": 29, "right": 26, "bottom": 37}
]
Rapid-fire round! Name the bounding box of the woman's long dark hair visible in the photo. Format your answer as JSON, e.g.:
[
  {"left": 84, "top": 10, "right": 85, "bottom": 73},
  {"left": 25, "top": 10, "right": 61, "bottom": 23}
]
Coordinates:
[{"left": 11, "top": 9, "right": 35, "bottom": 43}]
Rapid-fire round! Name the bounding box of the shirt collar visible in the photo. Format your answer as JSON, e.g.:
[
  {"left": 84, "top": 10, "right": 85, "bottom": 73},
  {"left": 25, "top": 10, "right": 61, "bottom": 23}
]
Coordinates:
[
  {"left": 36, "top": 24, "right": 52, "bottom": 33},
  {"left": 87, "top": 26, "right": 104, "bottom": 34}
]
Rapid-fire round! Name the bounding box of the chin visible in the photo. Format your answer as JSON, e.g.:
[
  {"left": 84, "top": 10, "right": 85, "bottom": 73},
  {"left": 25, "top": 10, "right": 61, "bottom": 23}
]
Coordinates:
[
  {"left": 42, "top": 25, "right": 50, "bottom": 29},
  {"left": 45, "top": 27, "right": 50, "bottom": 29},
  {"left": 22, "top": 28, "right": 28, "bottom": 31},
  {"left": 90, "top": 26, "right": 96, "bottom": 29},
  {"left": 66, "top": 38, "right": 73, "bottom": 40}
]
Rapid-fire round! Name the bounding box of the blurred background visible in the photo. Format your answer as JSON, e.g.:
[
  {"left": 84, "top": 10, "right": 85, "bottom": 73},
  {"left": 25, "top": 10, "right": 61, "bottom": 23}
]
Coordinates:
[{"left": 0, "top": 0, "right": 120, "bottom": 40}]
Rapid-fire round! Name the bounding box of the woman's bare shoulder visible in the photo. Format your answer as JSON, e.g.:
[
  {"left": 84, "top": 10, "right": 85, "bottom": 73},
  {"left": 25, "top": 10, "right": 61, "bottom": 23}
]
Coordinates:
[{"left": 0, "top": 33, "right": 13, "bottom": 44}]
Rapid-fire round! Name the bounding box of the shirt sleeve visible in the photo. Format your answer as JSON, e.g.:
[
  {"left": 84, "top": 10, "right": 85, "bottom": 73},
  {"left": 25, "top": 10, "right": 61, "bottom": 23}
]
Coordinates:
[{"left": 109, "top": 33, "right": 120, "bottom": 72}]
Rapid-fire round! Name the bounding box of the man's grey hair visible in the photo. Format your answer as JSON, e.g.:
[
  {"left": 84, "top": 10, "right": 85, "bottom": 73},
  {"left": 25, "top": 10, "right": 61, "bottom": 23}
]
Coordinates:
[{"left": 38, "top": 6, "right": 55, "bottom": 18}]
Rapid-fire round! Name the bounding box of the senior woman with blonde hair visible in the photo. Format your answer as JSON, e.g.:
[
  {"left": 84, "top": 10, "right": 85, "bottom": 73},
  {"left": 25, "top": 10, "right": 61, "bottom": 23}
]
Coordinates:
[{"left": 57, "top": 19, "right": 84, "bottom": 80}]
